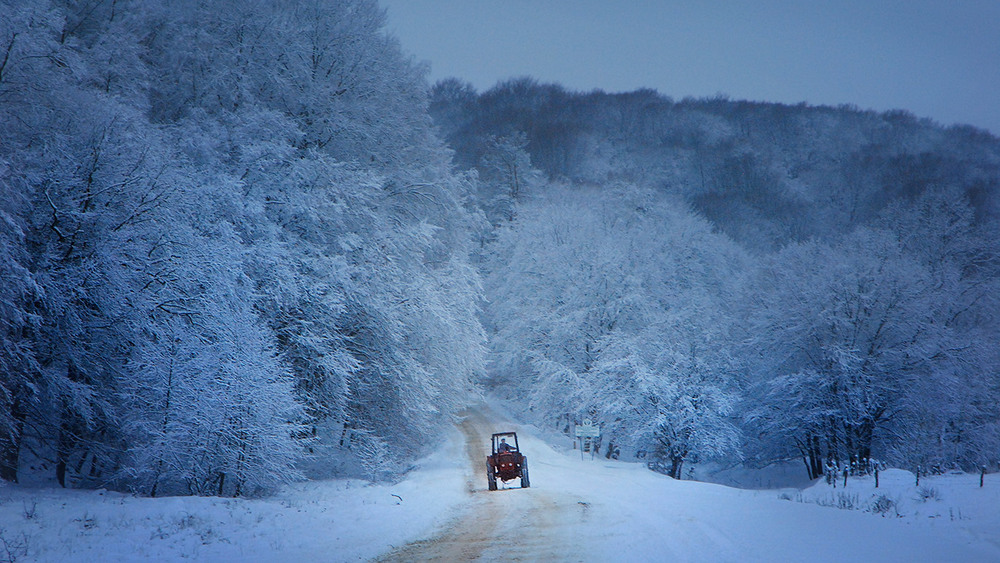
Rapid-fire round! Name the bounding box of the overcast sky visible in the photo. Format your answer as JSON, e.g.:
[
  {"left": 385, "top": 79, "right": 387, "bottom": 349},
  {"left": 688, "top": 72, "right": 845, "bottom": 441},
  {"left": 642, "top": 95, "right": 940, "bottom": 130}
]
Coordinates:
[{"left": 380, "top": 0, "right": 1000, "bottom": 135}]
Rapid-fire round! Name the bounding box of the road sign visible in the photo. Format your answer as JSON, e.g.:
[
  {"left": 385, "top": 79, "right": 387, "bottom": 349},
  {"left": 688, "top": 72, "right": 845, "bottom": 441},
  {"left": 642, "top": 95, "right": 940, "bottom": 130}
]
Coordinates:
[{"left": 575, "top": 423, "right": 600, "bottom": 438}]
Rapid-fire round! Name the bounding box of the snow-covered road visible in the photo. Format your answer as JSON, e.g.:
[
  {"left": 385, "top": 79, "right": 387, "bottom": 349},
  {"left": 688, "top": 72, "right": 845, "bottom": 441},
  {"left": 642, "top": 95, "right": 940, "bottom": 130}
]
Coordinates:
[
  {"left": 378, "top": 407, "right": 590, "bottom": 562},
  {"left": 2, "top": 404, "right": 999, "bottom": 561},
  {"left": 377, "top": 404, "right": 1000, "bottom": 562}
]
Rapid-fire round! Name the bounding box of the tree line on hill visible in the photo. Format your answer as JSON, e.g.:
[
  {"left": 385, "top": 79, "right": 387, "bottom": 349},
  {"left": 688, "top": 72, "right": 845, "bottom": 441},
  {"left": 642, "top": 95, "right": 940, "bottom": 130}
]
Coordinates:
[
  {"left": 2, "top": 1, "right": 997, "bottom": 496},
  {"left": 431, "top": 76, "right": 1000, "bottom": 480}
]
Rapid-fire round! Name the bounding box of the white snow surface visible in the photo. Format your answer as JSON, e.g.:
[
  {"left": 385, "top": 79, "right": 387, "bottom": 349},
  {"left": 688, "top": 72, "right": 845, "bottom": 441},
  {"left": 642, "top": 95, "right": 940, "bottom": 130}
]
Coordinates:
[
  {"left": 2, "top": 410, "right": 999, "bottom": 562},
  {"left": 0, "top": 426, "right": 469, "bottom": 562}
]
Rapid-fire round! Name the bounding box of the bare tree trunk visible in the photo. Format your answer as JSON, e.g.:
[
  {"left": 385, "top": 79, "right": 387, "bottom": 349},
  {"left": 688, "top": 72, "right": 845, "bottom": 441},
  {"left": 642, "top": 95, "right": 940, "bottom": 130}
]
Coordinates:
[
  {"left": 670, "top": 456, "right": 684, "bottom": 480},
  {"left": 810, "top": 434, "right": 824, "bottom": 479},
  {"left": 0, "top": 408, "right": 23, "bottom": 482},
  {"left": 800, "top": 433, "right": 825, "bottom": 480},
  {"left": 56, "top": 426, "right": 71, "bottom": 488}
]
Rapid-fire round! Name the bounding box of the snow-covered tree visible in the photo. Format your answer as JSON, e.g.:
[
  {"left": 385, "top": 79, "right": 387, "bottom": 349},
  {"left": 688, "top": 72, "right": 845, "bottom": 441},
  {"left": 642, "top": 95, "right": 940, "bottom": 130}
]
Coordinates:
[
  {"left": 485, "top": 182, "right": 745, "bottom": 468},
  {"left": 0, "top": 169, "right": 41, "bottom": 483},
  {"left": 0, "top": 0, "right": 485, "bottom": 491},
  {"left": 744, "top": 217, "right": 995, "bottom": 474}
]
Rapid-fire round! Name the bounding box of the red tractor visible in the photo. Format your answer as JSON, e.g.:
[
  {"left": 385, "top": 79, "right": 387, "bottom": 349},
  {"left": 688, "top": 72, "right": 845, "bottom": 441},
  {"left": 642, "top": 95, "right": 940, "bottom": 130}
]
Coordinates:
[{"left": 486, "top": 432, "right": 530, "bottom": 490}]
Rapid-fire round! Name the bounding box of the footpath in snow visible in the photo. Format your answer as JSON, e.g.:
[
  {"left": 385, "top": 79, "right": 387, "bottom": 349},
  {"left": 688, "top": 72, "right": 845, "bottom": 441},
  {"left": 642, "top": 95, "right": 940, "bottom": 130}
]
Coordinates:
[{"left": 2, "top": 405, "right": 1000, "bottom": 561}]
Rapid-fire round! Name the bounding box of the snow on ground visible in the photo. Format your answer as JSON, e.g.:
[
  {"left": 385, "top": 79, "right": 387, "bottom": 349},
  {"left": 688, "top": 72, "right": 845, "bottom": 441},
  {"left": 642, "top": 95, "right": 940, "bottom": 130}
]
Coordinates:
[
  {"left": 506, "top": 423, "right": 1000, "bottom": 562},
  {"left": 0, "top": 425, "right": 468, "bottom": 562},
  {"left": 791, "top": 467, "right": 1000, "bottom": 552},
  {"left": 2, "top": 411, "right": 1000, "bottom": 562}
]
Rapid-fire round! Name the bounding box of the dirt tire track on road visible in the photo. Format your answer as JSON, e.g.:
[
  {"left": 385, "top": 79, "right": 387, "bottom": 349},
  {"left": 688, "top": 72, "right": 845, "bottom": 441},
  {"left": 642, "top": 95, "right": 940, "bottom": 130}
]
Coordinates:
[{"left": 375, "top": 406, "right": 586, "bottom": 562}]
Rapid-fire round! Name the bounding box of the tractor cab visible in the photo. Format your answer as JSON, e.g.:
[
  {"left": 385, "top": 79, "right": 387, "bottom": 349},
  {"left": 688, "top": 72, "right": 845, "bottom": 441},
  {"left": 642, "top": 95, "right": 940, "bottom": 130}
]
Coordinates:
[{"left": 493, "top": 432, "right": 519, "bottom": 454}]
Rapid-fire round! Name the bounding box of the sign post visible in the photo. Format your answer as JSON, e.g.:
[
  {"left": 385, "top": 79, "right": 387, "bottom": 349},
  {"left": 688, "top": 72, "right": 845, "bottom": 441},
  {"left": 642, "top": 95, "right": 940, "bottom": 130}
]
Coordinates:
[{"left": 575, "top": 419, "right": 601, "bottom": 460}]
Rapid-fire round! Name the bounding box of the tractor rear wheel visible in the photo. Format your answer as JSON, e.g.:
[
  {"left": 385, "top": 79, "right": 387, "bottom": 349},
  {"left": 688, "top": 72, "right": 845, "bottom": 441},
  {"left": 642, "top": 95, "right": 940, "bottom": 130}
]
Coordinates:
[{"left": 520, "top": 456, "right": 530, "bottom": 488}]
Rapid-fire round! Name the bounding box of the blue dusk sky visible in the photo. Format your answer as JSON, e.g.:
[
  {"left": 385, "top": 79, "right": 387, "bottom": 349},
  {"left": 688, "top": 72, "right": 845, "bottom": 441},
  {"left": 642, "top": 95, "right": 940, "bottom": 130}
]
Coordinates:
[{"left": 381, "top": 0, "right": 1000, "bottom": 135}]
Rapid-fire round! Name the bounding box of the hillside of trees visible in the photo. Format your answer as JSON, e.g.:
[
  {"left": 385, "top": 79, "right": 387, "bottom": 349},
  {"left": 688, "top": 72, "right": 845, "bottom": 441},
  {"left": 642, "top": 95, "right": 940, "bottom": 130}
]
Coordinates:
[
  {"left": 0, "top": 0, "right": 485, "bottom": 496},
  {"left": 430, "top": 78, "right": 1000, "bottom": 479},
  {"left": 3, "top": 0, "right": 998, "bottom": 497}
]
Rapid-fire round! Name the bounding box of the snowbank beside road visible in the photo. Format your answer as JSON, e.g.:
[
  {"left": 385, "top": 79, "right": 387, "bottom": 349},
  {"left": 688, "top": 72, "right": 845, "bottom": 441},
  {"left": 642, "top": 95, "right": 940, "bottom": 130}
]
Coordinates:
[
  {"left": 501, "top": 422, "right": 1000, "bottom": 562},
  {"left": 0, "top": 426, "right": 468, "bottom": 562},
  {"left": 791, "top": 467, "right": 1000, "bottom": 552}
]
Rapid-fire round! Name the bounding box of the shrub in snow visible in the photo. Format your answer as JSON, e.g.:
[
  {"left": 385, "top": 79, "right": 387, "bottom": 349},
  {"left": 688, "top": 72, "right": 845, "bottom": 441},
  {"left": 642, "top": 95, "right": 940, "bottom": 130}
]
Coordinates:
[
  {"left": 916, "top": 486, "right": 941, "bottom": 502},
  {"left": 811, "top": 492, "right": 860, "bottom": 511},
  {"left": 777, "top": 491, "right": 802, "bottom": 502},
  {"left": 0, "top": 528, "right": 29, "bottom": 563},
  {"left": 19, "top": 503, "right": 34, "bottom": 521},
  {"left": 836, "top": 492, "right": 859, "bottom": 510},
  {"left": 869, "top": 494, "right": 898, "bottom": 517}
]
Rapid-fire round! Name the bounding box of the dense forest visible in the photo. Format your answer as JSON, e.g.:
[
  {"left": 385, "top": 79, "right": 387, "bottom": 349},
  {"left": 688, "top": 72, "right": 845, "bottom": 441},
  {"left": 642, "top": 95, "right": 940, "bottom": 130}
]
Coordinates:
[
  {"left": 430, "top": 77, "right": 1000, "bottom": 479},
  {"left": 1, "top": 0, "right": 998, "bottom": 497},
  {"left": 0, "top": 0, "right": 485, "bottom": 496}
]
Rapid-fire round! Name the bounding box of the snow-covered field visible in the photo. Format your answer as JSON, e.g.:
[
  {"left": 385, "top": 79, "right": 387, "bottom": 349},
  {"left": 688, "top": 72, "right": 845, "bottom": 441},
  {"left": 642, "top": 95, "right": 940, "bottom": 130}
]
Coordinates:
[
  {"left": 2, "top": 412, "right": 999, "bottom": 562},
  {"left": 0, "top": 427, "right": 469, "bottom": 562}
]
